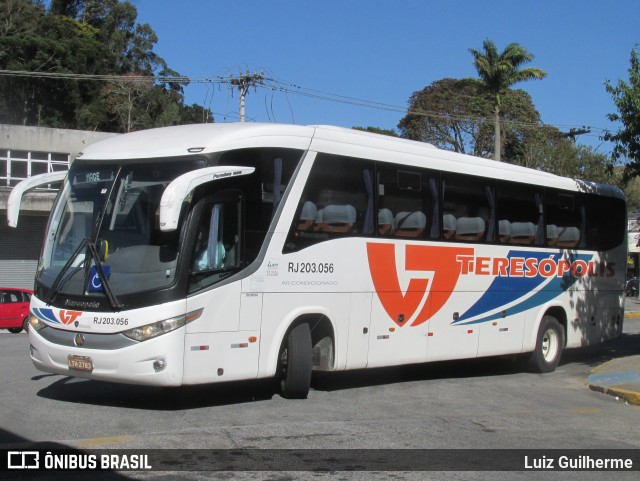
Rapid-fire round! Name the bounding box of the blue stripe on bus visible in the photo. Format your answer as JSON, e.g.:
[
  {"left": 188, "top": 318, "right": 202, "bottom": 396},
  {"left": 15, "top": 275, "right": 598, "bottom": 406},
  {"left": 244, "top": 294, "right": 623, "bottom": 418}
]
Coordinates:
[
  {"left": 454, "top": 251, "right": 593, "bottom": 325},
  {"left": 33, "top": 308, "right": 60, "bottom": 324}
]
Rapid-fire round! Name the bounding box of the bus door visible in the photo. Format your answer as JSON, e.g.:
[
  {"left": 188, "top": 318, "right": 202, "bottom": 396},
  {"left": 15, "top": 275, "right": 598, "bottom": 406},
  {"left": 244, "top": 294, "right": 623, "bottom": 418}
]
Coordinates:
[{"left": 183, "top": 190, "right": 258, "bottom": 383}]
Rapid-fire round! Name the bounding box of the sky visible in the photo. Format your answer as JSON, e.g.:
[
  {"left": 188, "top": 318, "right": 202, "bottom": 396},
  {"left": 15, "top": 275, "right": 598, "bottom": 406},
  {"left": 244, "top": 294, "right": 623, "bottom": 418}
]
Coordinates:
[{"left": 131, "top": 0, "right": 640, "bottom": 155}]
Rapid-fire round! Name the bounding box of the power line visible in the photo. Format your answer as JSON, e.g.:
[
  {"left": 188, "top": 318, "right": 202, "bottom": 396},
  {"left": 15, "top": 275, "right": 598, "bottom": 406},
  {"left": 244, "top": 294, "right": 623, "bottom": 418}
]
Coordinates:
[{"left": 0, "top": 68, "right": 610, "bottom": 136}]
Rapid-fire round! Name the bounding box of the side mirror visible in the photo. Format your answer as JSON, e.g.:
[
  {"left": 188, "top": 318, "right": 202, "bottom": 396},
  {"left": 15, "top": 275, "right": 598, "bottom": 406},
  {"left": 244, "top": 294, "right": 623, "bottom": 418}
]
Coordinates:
[
  {"left": 7, "top": 171, "right": 67, "bottom": 227},
  {"left": 158, "top": 166, "right": 254, "bottom": 232}
]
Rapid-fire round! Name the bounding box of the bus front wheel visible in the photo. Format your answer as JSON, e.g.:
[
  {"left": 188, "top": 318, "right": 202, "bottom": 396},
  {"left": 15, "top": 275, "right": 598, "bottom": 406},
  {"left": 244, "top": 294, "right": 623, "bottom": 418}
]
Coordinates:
[
  {"left": 527, "top": 315, "right": 564, "bottom": 373},
  {"left": 278, "top": 323, "right": 312, "bottom": 399}
]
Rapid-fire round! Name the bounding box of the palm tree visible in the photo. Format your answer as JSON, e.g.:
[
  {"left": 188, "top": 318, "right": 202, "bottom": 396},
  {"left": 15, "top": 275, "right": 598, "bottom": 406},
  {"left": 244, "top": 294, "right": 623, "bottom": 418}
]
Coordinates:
[{"left": 469, "top": 39, "right": 546, "bottom": 161}]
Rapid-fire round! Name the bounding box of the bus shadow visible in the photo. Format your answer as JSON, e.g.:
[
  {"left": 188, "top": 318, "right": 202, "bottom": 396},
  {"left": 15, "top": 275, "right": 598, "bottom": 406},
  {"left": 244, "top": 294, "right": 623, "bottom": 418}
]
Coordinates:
[
  {"left": 36, "top": 377, "right": 278, "bottom": 410},
  {"left": 312, "top": 355, "right": 524, "bottom": 393},
  {"left": 560, "top": 331, "right": 640, "bottom": 367},
  {"left": 313, "top": 331, "right": 640, "bottom": 392}
]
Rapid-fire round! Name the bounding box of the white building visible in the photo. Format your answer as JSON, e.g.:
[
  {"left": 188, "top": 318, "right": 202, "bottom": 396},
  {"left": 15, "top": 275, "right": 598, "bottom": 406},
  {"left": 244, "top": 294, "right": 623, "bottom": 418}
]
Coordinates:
[{"left": 0, "top": 125, "right": 117, "bottom": 288}]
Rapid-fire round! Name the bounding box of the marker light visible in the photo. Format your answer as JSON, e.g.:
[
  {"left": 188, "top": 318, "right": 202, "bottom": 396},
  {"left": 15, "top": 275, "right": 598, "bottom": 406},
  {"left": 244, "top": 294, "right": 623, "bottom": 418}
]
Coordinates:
[{"left": 123, "top": 308, "right": 203, "bottom": 342}]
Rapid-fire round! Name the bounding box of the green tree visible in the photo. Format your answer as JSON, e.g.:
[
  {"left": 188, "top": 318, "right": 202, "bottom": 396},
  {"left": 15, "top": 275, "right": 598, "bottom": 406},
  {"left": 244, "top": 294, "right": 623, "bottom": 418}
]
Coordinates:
[
  {"left": 0, "top": 2, "right": 110, "bottom": 127},
  {"left": 180, "top": 103, "right": 214, "bottom": 124},
  {"left": 352, "top": 126, "right": 399, "bottom": 137},
  {"left": 398, "top": 78, "right": 542, "bottom": 160},
  {"left": 398, "top": 78, "right": 490, "bottom": 155},
  {"left": 604, "top": 47, "right": 640, "bottom": 182},
  {"left": 621, "top": 173, "right": 640, "bottom": 210},
  {"left": 0, "top": 0, "right": 211, "bottom": 130},
  {"left": 49, "top": 0, "right": 83, "bottom": 17},
  {"left": 0, "top": 0, "right": 43, "bottom": 37},
  {"left": 101, "top": 76, "right": 151, "bottom": 133},
  {"left": 469, "top": 39, "right": 546, "bottom": 161},
  {"left": 518, "top": 132, "right": 614, "bottom": 183}
]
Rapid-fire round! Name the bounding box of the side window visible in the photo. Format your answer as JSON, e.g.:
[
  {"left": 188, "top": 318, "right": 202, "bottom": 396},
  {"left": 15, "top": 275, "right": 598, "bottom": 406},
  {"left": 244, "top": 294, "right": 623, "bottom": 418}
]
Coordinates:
[
  {"left": 376, "top": 164, "right": 439, "bottom": 240},
  {"left": 189, "top": 193, "right": 241, "bottom": 293},
  {"left": 443, "top": 174, "right": 494, "bottom": 243},
  {"left": 545, "top": 190, "right": 583, "bottom": 248},
  {"left": 584, "top": 194, "right": 626, "bottom": 251},
  {"left": 7, "top": 291, "right": 20, "bottom": 303},
  {"left": 285, "top": 154, "right": 374, "bottom": 251},
  {"left": 214, "top": 147, "right": 305, "bottom": 262},
  {"left": 497, "top": 182, "right": 543, "bottom": 245}
]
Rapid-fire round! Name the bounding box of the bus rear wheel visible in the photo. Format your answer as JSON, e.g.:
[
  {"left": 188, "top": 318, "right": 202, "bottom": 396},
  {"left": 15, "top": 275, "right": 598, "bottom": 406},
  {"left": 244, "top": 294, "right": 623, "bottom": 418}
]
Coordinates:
[
  {"left": 278, "top": 323, "right": 312, "bottom": 399},
  {"left": 527, "top": 315, "right": 564, "bottom": 373}
]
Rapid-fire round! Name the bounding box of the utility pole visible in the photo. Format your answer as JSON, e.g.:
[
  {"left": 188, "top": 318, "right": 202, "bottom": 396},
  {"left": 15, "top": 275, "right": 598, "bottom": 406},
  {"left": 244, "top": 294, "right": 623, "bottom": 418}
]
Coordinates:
[
  {"left": 561, "top": 127, "right": 591, "bottom": 145},
  {"left": 230, "top": 69, "right": 265, "bottom": 122}
]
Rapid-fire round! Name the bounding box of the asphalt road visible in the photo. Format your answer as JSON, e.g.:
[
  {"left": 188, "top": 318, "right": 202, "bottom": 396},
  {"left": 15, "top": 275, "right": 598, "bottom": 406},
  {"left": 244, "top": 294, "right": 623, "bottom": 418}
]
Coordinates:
[{"left": 1, "top": 317, "right": 639, "bottom": 480}]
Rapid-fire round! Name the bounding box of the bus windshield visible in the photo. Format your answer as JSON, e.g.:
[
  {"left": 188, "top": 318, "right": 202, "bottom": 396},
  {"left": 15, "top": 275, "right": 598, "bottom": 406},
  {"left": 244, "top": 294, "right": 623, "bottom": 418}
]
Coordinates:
[{"left": 38, "top": 159, "right": 204, "bottom": 299}]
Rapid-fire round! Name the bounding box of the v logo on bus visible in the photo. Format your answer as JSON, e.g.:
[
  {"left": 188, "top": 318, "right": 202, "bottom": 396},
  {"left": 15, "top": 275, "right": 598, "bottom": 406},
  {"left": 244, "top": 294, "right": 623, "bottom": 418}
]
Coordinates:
[
  {"left": 32, "top": 308, "right": 83, "bottom": 326},
  {"left": 367, "top": 243, "right": 473, "bottom": 327}
]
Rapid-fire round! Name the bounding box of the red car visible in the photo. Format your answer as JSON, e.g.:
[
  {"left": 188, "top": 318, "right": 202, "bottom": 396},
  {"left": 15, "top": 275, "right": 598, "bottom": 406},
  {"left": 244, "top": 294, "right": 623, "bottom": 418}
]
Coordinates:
[{"left": 0, "top": 288, "right": 32, "bottom": 333}]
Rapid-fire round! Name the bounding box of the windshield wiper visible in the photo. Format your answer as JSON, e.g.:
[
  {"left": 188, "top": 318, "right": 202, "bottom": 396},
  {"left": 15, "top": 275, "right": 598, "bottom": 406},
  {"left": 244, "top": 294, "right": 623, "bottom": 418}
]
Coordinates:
[
  {"left": 45, "top": 237, "right": 124, "bottom": 310},
  {"left": 46, "top": 238, "right": 89, "bottom": 305}
]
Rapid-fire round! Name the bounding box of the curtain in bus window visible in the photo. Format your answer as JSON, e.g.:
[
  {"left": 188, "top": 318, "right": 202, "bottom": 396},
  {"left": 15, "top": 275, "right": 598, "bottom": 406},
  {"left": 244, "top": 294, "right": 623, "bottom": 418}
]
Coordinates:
[
  {"left": 441, "top": 178, "right": 448, "bottom": 240},
  {"left": 534, "top": 192, "right": 544, "bottom": 246},
  {"left": 363, "top": 169, "right": 374, "bottom": 235},
  {"left": 429, "top": 177, "right": 440, "bottom": 239},
  {"left": 485, "top": 185, "right": 496, "bottom": 242},
  {"left": 272, "top": 157, "right": 282, "bottom": 216},
  {"left": 579, "top": 204, "right": 587, "bottom": 249},
  {"left": 207, "top": 204, "right": 224, "bottom": 269}
]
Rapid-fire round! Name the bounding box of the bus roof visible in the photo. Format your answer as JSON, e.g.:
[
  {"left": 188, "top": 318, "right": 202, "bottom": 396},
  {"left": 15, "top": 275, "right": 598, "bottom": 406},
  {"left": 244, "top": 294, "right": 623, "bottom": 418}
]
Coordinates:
[
  {"left": 78, "top": 123, "right": 316, "bottom": 160},
  {"left": 76, "top": 123, "right": 623, "bottom": 199}
]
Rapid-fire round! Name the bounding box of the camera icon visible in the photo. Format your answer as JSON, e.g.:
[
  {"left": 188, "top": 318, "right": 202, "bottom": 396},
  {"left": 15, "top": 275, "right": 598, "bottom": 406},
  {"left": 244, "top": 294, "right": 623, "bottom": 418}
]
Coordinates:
[{"left": 7, "top": 451, "right": 39, "bottom": 469}]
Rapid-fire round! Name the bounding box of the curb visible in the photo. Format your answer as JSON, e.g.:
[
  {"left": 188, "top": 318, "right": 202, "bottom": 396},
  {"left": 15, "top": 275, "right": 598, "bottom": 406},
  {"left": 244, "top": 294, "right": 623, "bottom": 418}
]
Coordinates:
[
  {"left": 588, "top": 384, "right": 640, "bottom": 406},
  {"left": 588, "top": 359, "right": 640, "bottom": 406},
  {"left": 625, "top": 311, "right": 640, "bottom": 319}
]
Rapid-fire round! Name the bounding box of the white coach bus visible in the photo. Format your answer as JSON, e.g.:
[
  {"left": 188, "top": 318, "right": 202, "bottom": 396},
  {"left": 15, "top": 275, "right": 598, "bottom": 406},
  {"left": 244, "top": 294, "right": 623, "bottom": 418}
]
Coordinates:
[{"left": 7, "top": 123, "right": 626, "bottom": 398}]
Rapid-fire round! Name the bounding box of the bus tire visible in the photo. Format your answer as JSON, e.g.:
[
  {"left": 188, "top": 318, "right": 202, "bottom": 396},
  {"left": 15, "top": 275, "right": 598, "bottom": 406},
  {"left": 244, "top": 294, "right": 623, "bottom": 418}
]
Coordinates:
[
  {"left": 278, "top": 323, "right": 312, "bottom": 399},
  {"left": 527, "top": 315, "right": 564, "bottom": 373}
]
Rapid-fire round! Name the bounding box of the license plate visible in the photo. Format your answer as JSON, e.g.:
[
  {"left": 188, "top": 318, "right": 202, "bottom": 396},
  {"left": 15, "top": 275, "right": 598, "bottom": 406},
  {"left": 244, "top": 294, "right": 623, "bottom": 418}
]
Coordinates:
[{"left": 67, "top": 355, "right": 93, "bottom": 372}]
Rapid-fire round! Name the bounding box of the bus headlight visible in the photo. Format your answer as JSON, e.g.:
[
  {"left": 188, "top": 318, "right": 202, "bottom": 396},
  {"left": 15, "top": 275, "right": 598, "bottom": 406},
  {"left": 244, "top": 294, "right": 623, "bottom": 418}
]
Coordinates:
[
  {"left": 122, "top": 308, "right": 203, "bottom": 342},
  {"left": 29, "top": 313, "right": 46, "bottom": 331}
]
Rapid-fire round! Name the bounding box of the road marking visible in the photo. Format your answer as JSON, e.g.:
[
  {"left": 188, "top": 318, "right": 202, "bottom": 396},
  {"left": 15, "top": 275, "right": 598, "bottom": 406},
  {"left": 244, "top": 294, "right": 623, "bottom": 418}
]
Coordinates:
[{"left": 588, "top": 370, "right": 640, "bottom": 386}]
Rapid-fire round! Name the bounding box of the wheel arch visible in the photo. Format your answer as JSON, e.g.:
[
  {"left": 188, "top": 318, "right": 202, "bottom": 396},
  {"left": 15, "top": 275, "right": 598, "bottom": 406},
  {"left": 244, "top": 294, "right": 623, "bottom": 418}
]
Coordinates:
[
  {"left": 524, "top": 303, "right": 568, "bottom": 353},
  {"left": 265, "top": 308, "right": 337, "bottom": 377},
  {"left": 542, "top": 305, "right": 568, "bottom": 348},
  {"left": 282, "top": 313, "right": 336, "bottom": 372}
]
